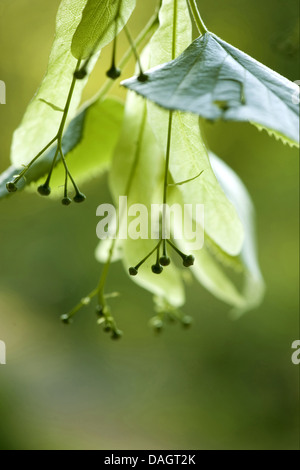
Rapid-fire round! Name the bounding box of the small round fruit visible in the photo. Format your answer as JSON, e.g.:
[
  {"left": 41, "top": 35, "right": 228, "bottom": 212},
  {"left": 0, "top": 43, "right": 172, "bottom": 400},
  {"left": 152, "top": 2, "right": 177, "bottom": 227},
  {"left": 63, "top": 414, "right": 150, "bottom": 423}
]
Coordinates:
[
  {"left": 61, "top": 314, "right": 71, "bottom": 325},
  {"left": 6, "top": 182, "right": 18, "bottom": 193},
  {"left": 183, "top": 255, "right": 195, "bottom": 268},
  {"left": 74, "top": 69, "right": 87, "bottom": 80},
  {"left": 62, "top": 197, "right": 72, "bottom": 206},
  {"left": 106, "top": 66, "right": 121, "bottom": 80},
  {"left": 38, "top": 185, "right": 51, "bottom": 196},
  {"left": 111, "top": 329, "right": 123, "bottom": 340},
  {"left": 129, "top": 267, "right": 138, "bottom": 276},
  {"left": 73, "top": 192, "right": 86, "bottom": 203},
  {"left": 152, "top": 264, "right": 163, "bottom": 275},
  {"left": 138, "top": 73, "right": 149, "bottom": 83},
  {"left": 160, "top": 256, "right": 171, "bottom": 267}
]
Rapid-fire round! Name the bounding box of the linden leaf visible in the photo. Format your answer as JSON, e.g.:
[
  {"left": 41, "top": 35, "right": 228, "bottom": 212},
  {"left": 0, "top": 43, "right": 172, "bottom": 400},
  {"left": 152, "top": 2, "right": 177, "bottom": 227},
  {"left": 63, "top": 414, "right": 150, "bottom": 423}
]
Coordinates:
[{"left": 123, "top": 32, "right": 300, "bottom": 147}]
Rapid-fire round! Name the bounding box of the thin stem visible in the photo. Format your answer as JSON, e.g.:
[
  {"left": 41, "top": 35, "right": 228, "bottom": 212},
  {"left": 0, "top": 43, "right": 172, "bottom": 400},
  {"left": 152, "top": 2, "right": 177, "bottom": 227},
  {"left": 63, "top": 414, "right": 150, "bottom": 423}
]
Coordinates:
[
  {"left": 123, "top": 24, "right": 145, "bottom": 76},
  {"left": 167, "top": 239, "right": 186, "bottom": 258},
  {"left": 63, "top": 169, "right": 68, "bottom": 198},
  {"left": 91, "top": 10, "right": 159, "bottom": 104},
  {"left": 67, "top": 288, "right": 98, "bottom": 320},
  {"left": 45, "top": 147, "right": 60, "bottom": 185},
  {"left": 163, "top": 112, "right": 174, "bottom": 206},
  {"left": 13, "top": 137, "right": 57, "bottom": 183},
  {"left": 162, "top": 111, "right": 173, "bottom": 246},
  {"left": 97, "top": 238, "right": 117, "bottom": 306},
  {"left": 57, "top": 60, "right": 81, "bottom": 139},
  {"left": 111, "top": 24, "right": 118, "bottom": 69},
  {"left": 97, "top": 107, "right": 148, "bottom": 303},
  {"left": 155, "top": 245, "right": 161, "bottom": 265},
  {"left": 135, "top": 242, "right": 162, "bottom": 270},
  {"left": 161, "top": 1, "right": 177, "bottom": 244},
  {"left": 58, "top": 146, "right": 79, "bottom": 194},
  {"left": 187, "top": 0, "right": 208, "bottom": 36}
]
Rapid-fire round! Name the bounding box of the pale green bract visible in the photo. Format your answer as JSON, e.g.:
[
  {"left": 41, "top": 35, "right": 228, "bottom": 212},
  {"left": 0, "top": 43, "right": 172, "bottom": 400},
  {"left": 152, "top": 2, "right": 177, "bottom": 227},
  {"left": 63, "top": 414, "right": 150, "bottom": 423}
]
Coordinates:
[
  {"left": 71, "top": 0, "right": 136, "bottom": 59},
  {"left": 145, "top": 0, "right": 244, "bottom": 256},
  {"left": 101, "top": 90, "right": 186, "bottom": 308},
  {"left": 123, "top": 32, "right": 300, "bottom": 147},
  {"left": 95, "top": 91, "right": 263, "bottom": 313},
  {"left": 173, "top": 152, "right": 265, "bottom": 315},
  {"left": 95, "top": 0, "right": 263, "bottom": 313},
  {"left": 10, "top": 0, "right": 94, "bottom": 167},
  {"left": 0, "top": 98, "right": 124, "bottom": 199}
]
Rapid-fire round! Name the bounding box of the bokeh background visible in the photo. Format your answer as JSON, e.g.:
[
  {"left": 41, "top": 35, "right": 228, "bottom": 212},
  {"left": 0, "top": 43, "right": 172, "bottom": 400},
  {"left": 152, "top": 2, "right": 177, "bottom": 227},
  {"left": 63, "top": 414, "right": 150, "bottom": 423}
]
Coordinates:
[{"left": 0, "top": 0, "right": 299, "bottom": 450}]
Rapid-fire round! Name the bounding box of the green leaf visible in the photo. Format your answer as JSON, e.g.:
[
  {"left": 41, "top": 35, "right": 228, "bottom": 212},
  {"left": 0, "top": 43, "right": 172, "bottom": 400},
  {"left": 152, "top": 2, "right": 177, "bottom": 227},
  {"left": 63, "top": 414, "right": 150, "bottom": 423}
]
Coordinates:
[
  {"left": 174, "top": 152, "right": 265, "bottom": 315},
  {"left": 0, "top": 98, "right": 124, "bottom": 199},
  {"left": 145, "top": 0, "right": 244, "bottom": 256},
  {"left": 123, "top": 32, "right": 300, "bottom": 147},
  {"left": 101, "top": 90, "right": 185, "bottom": 308},
  {"left": 71, "top": 0, "right": 136, "bottom": 60},
  {"left": 210, "top": 153, "right": 265, "bottom": 314},
  {"left": 11, "top": 0, "right": 98, "bottom": 167}
]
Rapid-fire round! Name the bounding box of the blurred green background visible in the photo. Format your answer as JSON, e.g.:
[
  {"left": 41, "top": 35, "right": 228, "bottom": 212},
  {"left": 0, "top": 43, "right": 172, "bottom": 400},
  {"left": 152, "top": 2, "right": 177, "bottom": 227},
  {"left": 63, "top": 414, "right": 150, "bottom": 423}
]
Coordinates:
[{"left": 0, "top": 0, "right": 299, "bottom": 450}]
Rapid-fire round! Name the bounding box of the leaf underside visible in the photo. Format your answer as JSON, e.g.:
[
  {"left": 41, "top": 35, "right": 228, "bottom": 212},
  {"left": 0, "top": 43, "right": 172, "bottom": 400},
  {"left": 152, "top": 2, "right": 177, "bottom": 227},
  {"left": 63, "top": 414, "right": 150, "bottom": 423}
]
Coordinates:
[
  {"left": 123, "top": 32, "right": 300, "bottom": 147},
  {"left": 10, "top": 0, "right": 97, "bottom": 167},
  {"left": 0, "top": 98, "right": 124, "bottom": 199}
]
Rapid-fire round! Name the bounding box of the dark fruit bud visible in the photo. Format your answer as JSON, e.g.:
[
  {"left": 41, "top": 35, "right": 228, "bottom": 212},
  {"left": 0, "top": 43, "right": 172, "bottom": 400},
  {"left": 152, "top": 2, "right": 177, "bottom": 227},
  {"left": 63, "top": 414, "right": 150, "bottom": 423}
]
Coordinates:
[
  {"left": 95, "top": 305, "right": 104, "bottom": 317},
  {"left": 183, "top": 255, "right": 195, "bottom": 268},
  {"left": 129, "top": 267, "right": 138, "bottom": 276},
  {"left": 182, "top": 315, "right": 193, "bottom": 328},
  {"left": 62, "top": 197, "right": 72, "bottom": 206},
  {"left": 6, "top": 182, "right": 18, "bottom": 193},
  {"left": 106, "top": 66, "right": 121, "bottom": 80},
  {"left": 152, "top": 264, "right": 163, "bottom": 275},
  {"left": 74, "top": 69, "right": 87, "bottom": 80},
  {"left": 160, "top": 256, "right": 171, "bottom": 267},
  {"left": 111, "top": 329, "right": 123, "bottom": 340},
  {"left": 151, "top": 317, "right": 163, "bottom": 332},
  {"left": 138, "top": 73, "right": 149, "bottom": 83},
  {"left": 38, "top": 184, "right": 51, "bottom": 196},
  {"left": 61, "top": 314, "right": 72, "bottom": 325},
  {"left": 73, "top": 192, "right": 86, "bottom": 203},
  {"left": 103, "top": 325, "right": 112, "bottom": 333}
]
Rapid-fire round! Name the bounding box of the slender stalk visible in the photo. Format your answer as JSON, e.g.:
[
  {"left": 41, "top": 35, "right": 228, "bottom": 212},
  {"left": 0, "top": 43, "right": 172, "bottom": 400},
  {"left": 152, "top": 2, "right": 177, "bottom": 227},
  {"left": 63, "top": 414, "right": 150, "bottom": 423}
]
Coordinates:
[
  {"left": 167, "top": 239, "right": 186, "bottom": 258},
  {"left": 135, "top": 242, "right": 161, "bottom": 271},
  {"left": 93, "top": 11, "right": 159, "bottom": 104},
  {"left": 57, "top": 60, "right": 81, "bottom": 141},
  {"left": 161, "top": 0, "right": 177, "bottom": 249},
  {"left": 13, "top": 137, "right": 57, "bottom": 183},
  {"left": 162, "top": 111, "right": 173, "bottom": 249},
  {"left": 123, "top": 24, "right": 145, "bottom": 76},
  {"left": 187, "top": 0, "right": 208, "bottom": 36},
  {"left": 97, "top": 107, "right": 148, "bottom": 304},
  {"left": 44, "top": 147, "right": 60, "bottom": 185}
]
